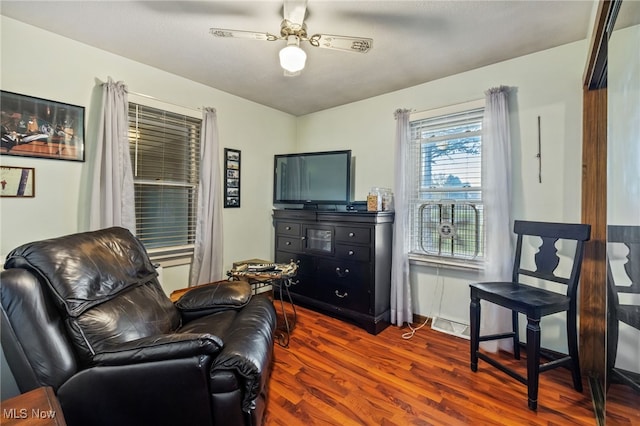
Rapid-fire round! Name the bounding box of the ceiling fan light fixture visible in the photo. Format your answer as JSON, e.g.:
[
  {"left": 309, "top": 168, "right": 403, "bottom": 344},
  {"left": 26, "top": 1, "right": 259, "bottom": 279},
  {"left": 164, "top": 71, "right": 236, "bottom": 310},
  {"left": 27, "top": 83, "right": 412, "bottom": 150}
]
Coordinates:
[{"left": 279, "top": 35, "right": 306, "bottom": 73}]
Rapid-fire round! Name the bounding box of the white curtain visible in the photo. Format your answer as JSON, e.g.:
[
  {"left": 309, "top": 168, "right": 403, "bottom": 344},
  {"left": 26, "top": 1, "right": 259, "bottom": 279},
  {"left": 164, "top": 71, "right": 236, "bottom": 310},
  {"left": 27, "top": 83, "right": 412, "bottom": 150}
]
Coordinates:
[
  {"left": 89, "top": 77, "right": 136, "bottom": 233},
  {"left": 481, "top": 86, "right": 514, "bottom": 352},
  {"left": 390, "top": 108, "right": 413, "bottom": 325},
  {"left": 190, "top": 108, "right": 224, "bottom": 286}
]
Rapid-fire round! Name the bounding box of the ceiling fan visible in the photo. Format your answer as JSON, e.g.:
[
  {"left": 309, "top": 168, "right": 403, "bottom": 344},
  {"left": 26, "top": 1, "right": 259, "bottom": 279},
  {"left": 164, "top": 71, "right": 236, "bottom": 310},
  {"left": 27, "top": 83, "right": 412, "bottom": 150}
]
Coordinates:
[{"left": 209, "top": 0, "right": 373, "bottom": 76}]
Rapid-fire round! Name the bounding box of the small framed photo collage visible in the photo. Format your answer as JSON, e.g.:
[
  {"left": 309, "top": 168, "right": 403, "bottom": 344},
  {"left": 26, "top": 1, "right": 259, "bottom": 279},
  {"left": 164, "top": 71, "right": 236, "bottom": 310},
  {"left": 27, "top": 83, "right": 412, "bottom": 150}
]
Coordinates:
[{"left": 224, "top": 148, "right": 240, "bottom": 208}]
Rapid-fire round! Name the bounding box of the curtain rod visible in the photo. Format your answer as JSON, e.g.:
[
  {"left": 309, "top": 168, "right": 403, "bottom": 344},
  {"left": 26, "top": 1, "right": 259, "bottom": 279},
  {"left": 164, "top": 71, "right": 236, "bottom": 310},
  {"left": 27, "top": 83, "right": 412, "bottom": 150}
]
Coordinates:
[{"left": 127, "top": 90, "right": 202, "bottom": 113}]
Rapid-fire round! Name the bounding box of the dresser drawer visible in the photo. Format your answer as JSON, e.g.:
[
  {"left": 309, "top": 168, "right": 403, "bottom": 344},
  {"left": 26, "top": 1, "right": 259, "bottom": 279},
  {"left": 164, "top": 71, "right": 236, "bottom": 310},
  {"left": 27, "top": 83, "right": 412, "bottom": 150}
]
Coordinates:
[
  {"left": 316, "top": 283, "right": 369, "bottom": 314},
  {"left": 319, "top": 263, "right": 371, "bottom": 314},
  {"left": 316, "top": 259, "right": 370, "bottom": 287},
  {"left": 276, "top": 236, "right": 302, "bottom": 251},
  {"left": 276, "top": 222, "right": 301, "bottom": 236},
  {"left": 335, "top": 243, "right": 370, "bottom": 262},
  {"left": 335, "top": 226, "right": 371, "bottom": 244},
  {"left": 284, "top": 276, "right": 318, "bottom": 299}
]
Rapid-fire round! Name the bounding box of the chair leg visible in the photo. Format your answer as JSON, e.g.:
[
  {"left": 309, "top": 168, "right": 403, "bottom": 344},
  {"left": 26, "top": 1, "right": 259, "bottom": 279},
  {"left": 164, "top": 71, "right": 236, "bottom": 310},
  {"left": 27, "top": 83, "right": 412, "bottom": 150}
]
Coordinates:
[
  {"left": 606, "top": 291, "right": 619, "bottom": 392},
  {"left": 470, "top": 294, "right": 480, "bottom": 372},
  {"left": 526, "top": 317, "right": 541, "bottom": 411},
  {"left": 567, "top": 308, "right": 583, "bottom": 392},
  {"left": 512, "top": 310, "right": 520, "bottom": 360}
]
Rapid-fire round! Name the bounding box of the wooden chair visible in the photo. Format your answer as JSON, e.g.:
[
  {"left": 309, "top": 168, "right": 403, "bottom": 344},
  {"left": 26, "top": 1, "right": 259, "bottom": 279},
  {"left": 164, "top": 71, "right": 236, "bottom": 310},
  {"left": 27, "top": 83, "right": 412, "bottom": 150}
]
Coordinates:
[
  {"left": 469, "top": 220, "right": 591, "bottom": 410},
  {"left": 607, "top": 225, "right": 640, "bottom": 392}
]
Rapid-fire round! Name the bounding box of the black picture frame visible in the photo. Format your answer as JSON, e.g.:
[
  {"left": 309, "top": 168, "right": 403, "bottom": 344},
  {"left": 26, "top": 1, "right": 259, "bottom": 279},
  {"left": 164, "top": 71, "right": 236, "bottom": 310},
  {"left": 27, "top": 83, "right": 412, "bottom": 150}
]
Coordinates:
[
  {"left": 1, "top": 90, "right": 85, "bottom": 162},
  {"left": 224, "top": 148, "right": 241, "bottom": 208}
]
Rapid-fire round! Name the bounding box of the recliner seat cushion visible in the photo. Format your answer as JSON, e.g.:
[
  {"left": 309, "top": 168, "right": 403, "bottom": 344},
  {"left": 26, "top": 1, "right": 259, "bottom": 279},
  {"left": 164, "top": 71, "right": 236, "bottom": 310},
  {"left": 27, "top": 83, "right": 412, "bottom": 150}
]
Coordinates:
[{"left": 68, "top": 282, "right": 181, "bottom": 362}]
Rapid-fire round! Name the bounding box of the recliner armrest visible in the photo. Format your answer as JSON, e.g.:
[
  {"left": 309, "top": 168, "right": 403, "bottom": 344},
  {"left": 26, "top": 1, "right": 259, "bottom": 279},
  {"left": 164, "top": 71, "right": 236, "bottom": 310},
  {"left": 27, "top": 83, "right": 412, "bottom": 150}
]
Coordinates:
[
  {"left": 211, "top": 296, "right": 276, "bottom": 412},
  {"left": 93, "top": 333, "right": 223, "bottom": 366},
  {"left": 175, "top": 280, "right": 252, "bottom": 322}
]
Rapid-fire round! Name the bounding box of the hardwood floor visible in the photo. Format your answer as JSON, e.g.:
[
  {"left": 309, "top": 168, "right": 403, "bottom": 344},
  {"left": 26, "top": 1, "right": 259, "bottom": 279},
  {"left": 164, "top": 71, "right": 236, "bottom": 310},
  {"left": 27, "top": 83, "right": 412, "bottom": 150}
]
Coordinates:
[{"left": 265, "top": 302, "right": 637, "bottom": 425}]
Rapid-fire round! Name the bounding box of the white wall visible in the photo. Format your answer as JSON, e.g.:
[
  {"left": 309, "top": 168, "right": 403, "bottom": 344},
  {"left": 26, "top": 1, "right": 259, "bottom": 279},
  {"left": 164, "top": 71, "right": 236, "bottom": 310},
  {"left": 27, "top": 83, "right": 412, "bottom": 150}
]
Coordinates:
[{"left": 296, "top": 39, "right": 588, "bottom": 352}]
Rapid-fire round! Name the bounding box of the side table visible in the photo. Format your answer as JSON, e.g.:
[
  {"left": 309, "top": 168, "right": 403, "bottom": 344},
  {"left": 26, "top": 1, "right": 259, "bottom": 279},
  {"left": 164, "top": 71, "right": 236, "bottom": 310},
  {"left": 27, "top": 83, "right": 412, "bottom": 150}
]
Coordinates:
[
  {"left": 228, "top": 260, "right": 298, "bottom": 348},
  {"left": 1, "top": 386, "right": 67, "bottom": 425}
]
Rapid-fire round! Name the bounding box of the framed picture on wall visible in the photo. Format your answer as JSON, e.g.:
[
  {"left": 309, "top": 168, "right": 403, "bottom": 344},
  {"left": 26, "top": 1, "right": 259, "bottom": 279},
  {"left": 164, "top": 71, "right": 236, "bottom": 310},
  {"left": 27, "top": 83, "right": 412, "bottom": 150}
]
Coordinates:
[
  {"left": 224, "top": 148, "right": 241, "bottom": 208},
  {"left": 1, "top": 90, "right": 85, "bottom": 162}
]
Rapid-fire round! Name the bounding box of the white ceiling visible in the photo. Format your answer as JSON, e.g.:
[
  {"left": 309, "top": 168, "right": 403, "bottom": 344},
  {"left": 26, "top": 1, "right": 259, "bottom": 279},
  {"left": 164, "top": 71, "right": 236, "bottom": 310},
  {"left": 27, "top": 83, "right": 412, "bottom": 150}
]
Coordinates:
[{"left": 1, "top": 1, "right": 597, "bottom": 116}]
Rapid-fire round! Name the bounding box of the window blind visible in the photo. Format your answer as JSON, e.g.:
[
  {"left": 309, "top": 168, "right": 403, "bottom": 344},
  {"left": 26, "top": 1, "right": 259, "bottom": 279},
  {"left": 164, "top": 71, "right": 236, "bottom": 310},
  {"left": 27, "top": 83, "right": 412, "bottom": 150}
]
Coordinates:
[
  {"left": 128, "top": 103, "right": 201, "bottom": 250},
  {"left": 411, "top": 107, "right": 484, "bottom": 200}
]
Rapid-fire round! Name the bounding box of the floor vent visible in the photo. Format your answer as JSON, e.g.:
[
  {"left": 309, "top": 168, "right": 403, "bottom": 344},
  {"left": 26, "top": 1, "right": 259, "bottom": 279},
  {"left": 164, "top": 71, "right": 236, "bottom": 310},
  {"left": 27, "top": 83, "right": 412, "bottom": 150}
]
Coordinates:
[{"left": 431, "top": 316, "right": 470, "bottom": 340}]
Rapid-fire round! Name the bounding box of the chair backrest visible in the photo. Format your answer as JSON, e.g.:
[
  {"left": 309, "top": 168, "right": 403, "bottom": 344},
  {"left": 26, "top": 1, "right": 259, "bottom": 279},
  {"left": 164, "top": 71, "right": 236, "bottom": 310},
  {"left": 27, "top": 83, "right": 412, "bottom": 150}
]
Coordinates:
[
  {"left": 1, "top": 268, "right": 78, "bottom": 392},
  {"left": 512, "top": 220, "right": 591, "bottom": 298},
  {"left": 3, "top": 227, "right": 180, "bottom": 366},
  {"left": 605, "top": 226, "right": 640, "bottom": 395},
  {"left": 607, "top": 225, "right": 640, "bottom": 296}
]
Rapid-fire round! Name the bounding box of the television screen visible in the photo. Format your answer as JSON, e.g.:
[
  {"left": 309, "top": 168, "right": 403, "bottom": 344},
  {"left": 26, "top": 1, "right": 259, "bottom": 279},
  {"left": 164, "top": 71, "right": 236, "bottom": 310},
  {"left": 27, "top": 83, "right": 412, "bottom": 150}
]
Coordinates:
[{"left": 273, "top": 150, "right": 351, "bottom": 205}]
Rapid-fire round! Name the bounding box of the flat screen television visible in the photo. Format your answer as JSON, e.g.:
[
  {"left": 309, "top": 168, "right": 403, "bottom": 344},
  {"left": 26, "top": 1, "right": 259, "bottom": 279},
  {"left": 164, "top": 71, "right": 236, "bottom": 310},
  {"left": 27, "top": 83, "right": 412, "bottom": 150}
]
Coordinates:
[{"left": 273, "top": 150, "right": 352, "bottom": 206}]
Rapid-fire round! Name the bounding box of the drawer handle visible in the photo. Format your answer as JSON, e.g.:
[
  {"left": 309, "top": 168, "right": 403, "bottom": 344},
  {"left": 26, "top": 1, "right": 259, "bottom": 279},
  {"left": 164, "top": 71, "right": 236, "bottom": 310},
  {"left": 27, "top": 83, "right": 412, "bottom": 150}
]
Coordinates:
[
  {"left": 285, "top": 226, "right": 291, "bottom": 230},
  {"left": 285, "top": 241, "right": 291, "bottom": 246},
  {"left": 335, "top": 267, "right": 350, "bottom": 278},
  {"left": 348, "top": 250, "right": 354, "bottom": 256},
  {"left": 335, "top": 290, "right": 348, "bottom": 298},
  {"left": 348, "top": 232, "right": 355, "bottom": 237}
]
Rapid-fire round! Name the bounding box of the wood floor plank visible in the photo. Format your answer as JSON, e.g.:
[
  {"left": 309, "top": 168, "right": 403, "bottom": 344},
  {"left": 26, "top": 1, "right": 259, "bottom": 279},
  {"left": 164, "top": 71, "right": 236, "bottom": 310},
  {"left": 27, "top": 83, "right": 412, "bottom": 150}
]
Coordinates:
[{"left": 265, "top": 302, "right": 637, "bottom": 425}]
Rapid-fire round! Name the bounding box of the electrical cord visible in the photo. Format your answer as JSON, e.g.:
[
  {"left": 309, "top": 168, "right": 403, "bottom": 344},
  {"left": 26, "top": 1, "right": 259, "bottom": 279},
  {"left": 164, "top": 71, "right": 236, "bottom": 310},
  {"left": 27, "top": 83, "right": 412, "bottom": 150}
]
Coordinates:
[
  {"left": 401, "top": 265, "right": 444, "bottom": 340},
  {"left": 401, "top": 315, "right": 430, "bottom": 339}
]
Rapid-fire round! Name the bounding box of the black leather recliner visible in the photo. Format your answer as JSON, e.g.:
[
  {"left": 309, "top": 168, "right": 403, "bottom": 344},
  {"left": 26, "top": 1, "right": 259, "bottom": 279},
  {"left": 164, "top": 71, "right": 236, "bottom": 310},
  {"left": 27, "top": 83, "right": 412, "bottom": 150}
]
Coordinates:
[{"left": 0, "top": 227, "right": 276, "bottom": 426}]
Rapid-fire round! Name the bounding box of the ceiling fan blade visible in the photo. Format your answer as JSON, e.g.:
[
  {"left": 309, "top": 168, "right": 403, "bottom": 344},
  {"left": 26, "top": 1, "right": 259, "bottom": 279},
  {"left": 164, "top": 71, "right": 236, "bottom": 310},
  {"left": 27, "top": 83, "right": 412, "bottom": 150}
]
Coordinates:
[
  {"left": 308, "top": 34, "right": 373, "bottom": 53},
  {"left": 209, "top": 28, "right": 279, "bottom": 41},
  {"left": 283, "top": 0, "right": 308, "bottom": 25}
]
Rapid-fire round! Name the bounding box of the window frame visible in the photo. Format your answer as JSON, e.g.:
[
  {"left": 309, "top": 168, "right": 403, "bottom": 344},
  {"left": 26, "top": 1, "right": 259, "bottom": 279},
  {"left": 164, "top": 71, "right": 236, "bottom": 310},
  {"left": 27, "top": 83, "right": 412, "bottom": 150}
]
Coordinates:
[
  {"left": 127, "top": 95, "right": 201, "bottom": 264},
  {"left": 408, "top": 99, "right": 485, "bottom": 270}
]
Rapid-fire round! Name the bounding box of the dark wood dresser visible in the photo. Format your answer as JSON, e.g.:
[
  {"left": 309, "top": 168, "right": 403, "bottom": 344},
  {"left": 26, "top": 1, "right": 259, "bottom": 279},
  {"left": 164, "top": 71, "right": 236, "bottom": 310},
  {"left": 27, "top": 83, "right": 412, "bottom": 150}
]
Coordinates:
[{"left": 273, "top": 209, "right": 394, "bottom": 334}]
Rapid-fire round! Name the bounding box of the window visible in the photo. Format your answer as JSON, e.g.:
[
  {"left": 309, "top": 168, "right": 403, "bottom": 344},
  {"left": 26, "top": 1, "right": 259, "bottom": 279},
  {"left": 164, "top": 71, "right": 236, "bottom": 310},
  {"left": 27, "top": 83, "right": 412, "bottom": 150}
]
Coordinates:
[
  {"left": 409, "top": 102, "right": 485, "bottom": 264},
  {"left": 128, "top": 103, "right": 200, "bottom": 257}
]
